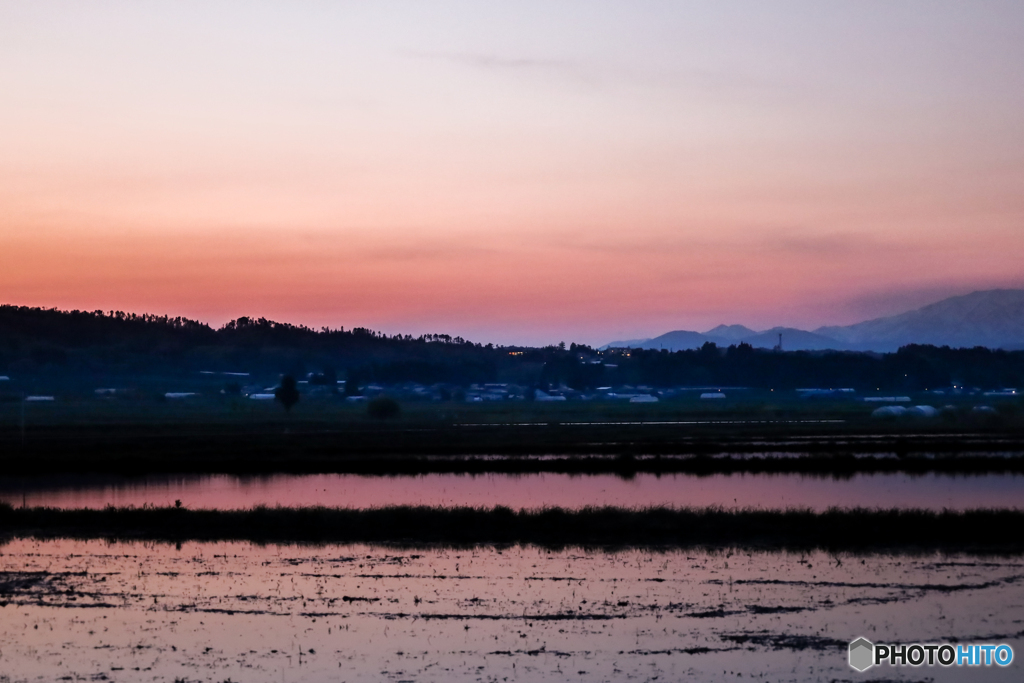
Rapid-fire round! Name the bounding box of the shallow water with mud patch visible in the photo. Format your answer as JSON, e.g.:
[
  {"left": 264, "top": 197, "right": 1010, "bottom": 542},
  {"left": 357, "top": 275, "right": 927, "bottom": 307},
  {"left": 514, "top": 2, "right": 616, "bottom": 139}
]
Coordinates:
[{"left": 0, "top": 539, "right": 1021, "bottom": 682}]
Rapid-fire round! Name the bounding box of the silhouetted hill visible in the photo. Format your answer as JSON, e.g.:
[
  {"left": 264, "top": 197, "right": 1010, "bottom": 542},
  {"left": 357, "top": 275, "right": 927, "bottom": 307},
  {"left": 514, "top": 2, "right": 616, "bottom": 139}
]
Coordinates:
[
  {"left": 616, "top": 326, "right": 850, "bottom": 352},
  {"left": 816, "top": 290, "right": 1024, "bottom": 351},
  {"left": 0, "top": 305, "right": 501, "bottom": 387},
  {"left": 4, "top": 303, "right": 1024, "bottom": 394},
  {"left": 740, "top": 327, "right": 848, "bottom": 352},
  {"left": 640, "top": 329, "right": 714, "bottom": 350},
  {"left": 608, "top": 325, "right": 760, "bottom": 350},
  {"left": 605, "top": 290, "right": 1024, "bottom": 352},
  {"left": 602, "top": 338, "right": 650, "bottom": 348},
  {"left": 704, "top": 324, "right": 757, "bottom": 342}
]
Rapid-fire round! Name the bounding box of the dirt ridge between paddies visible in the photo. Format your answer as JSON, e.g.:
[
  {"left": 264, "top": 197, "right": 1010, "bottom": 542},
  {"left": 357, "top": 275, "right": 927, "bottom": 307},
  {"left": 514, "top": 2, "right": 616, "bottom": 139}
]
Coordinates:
[{"left": 2, "top": 504, "right": 1023, "bottom": 554}]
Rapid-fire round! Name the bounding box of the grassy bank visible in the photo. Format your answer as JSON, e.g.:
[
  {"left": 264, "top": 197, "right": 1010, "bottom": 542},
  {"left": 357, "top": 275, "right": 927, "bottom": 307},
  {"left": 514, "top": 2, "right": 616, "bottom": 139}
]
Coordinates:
[
  {"left": 5, "top": 453, "right": 1024, "bottom": 478},
  {"left": 2, "top": 504, "right": 1021, "bottom": 552}
]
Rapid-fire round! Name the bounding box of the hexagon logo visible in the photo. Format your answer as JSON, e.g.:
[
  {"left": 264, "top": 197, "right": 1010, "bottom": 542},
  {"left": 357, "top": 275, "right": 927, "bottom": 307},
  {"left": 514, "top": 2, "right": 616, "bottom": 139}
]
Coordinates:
[{"left": 849, "top": 637, "right": 874, "bottom": 672}]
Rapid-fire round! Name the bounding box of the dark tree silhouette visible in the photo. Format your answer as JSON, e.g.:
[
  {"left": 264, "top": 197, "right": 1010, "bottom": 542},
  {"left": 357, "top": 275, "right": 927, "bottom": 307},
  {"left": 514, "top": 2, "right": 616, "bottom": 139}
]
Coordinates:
[
  {"left": 3, "top": 305, "right": 1024, "bottom": 393},
  {"left": 275, "top": 375, "right": 300, "bottom": 412}
]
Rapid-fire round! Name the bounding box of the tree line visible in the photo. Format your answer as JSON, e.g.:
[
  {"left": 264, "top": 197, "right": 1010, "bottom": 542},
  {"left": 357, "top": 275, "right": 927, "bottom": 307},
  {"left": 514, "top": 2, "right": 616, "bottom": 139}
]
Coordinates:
[{"left": 1, "top": 305, "right": 1023, "bottom": 391}]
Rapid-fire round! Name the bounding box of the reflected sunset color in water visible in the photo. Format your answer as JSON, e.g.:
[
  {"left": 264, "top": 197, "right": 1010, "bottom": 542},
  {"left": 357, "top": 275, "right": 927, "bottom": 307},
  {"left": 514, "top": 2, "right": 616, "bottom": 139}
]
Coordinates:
[
  {"left": 2, "top": 472, "right": 1021, "bottom": 511},
  {"left": 0, "top": 538, "right": 1021, "bottom": 682}
]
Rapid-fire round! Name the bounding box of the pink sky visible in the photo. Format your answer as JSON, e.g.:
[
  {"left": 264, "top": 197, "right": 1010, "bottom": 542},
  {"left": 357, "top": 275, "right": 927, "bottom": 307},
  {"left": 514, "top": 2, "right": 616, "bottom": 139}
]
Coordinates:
[{"left": 2, "top": 2, "right": 1023, "bottom": 346}]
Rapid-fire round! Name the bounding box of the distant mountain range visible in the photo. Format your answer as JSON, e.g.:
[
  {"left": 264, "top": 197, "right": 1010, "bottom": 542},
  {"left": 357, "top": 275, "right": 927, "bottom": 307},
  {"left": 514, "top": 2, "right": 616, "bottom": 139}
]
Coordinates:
[{"left": 603, "top": 289, "right": 1024, "bottom": 353}]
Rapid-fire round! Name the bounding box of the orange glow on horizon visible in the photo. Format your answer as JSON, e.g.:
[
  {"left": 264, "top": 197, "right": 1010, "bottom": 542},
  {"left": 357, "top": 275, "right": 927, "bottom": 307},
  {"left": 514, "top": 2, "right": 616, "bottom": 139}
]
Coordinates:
[{"left": 2, "top": 3, "right": 1023, "bottom": 345}]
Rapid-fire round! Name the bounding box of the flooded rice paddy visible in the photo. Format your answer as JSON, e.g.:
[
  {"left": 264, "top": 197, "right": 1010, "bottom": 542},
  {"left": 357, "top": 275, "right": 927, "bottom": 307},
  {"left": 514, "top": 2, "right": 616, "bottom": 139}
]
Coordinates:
[
  {"left": 0, "top": 539, "right": 1021, "bottom": 682},
  {"left": 3, "top": 471, "right": 1022, "bottom": 680},
  {"left": 1, "top": 472, "right": 1021, "bottom": 511}
]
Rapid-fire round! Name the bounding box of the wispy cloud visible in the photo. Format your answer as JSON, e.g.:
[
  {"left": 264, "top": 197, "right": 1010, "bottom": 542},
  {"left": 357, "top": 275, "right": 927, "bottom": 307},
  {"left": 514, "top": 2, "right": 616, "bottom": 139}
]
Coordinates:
[
  {"left": 403, "top": 48, "right": 802, "bottom": 103},
  {"left": 767, "top": 232, "right": 887, "bottom": 257},
  {"left": 401, "top": 49, "right": 598, "bottom": 87},
  {"left": 415, "top": 51, "right": 570, "bottom": 71}
]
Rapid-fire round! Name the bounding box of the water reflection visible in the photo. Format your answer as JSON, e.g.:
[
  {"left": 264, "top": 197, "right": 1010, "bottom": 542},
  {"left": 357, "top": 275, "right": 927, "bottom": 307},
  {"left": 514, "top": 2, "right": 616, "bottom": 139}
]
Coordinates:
[
  {"left": 0, "top": 539, "right": 1021, "bottom": 682},
  {"left": 0, "top": 471, "right": 1021, "bottom": 510}
]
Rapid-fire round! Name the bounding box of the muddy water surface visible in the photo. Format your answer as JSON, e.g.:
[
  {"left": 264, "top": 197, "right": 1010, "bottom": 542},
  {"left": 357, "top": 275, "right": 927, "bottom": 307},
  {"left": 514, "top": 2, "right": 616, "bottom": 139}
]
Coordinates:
[
  {"left": 2, "top": 472, "right": 1022, "bottom": 511},
  {"left": 0, "top": 539, "right": 1021, "bottom": 682}
]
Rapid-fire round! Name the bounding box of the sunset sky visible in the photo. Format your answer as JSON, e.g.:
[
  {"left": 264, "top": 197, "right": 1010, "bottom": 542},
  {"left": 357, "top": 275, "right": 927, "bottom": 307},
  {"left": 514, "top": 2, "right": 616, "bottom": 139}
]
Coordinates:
[{"left": 2, "top": 1, "right": 1022, "bottom": 346}]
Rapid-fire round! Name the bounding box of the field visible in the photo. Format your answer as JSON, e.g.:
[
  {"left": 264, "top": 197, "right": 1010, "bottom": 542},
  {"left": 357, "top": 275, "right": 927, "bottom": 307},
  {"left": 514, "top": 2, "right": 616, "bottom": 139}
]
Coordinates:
[
  {"left": 2, "top": 392, "right": 1023, "bottom": 681},
  {"left": 2, "top": 394, "right": 1023, "bottom": 476},
  {"left": 2, "top": 538, "right": 1022, "bottom": 683}
]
